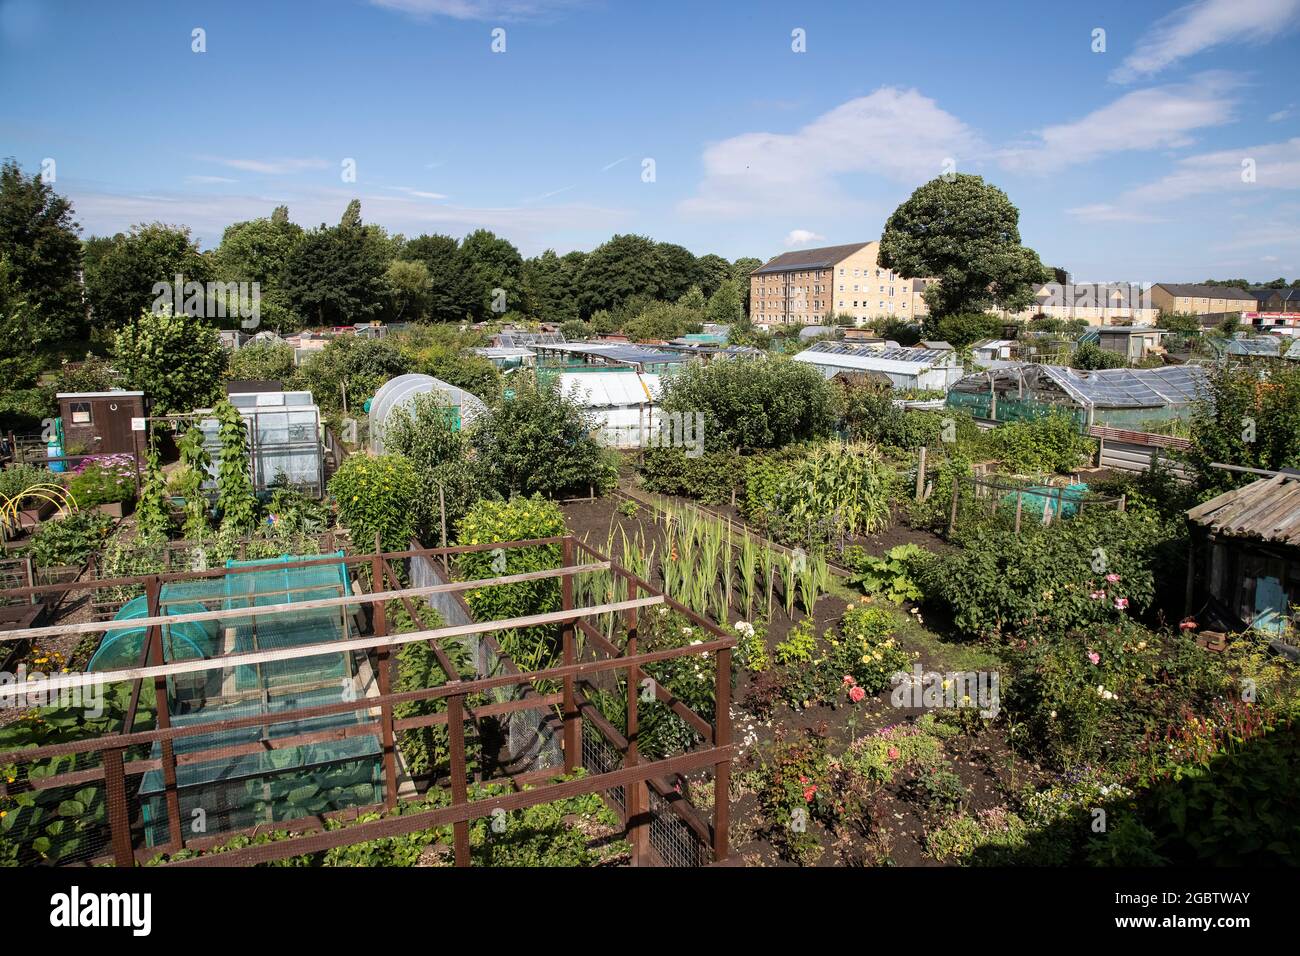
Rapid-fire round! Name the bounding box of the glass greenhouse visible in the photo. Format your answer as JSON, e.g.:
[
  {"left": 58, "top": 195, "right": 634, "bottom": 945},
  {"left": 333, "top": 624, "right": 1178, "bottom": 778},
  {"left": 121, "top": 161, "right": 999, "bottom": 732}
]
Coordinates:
[{"left": 946, "top": 363, "right": 1209, "bottom": 429}]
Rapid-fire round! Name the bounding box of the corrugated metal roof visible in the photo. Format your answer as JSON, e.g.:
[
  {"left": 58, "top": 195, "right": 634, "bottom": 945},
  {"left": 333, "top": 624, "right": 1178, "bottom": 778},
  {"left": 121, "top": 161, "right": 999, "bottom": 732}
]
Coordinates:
[
  {"left": 557, "top": 370, "right": 660, "bottom": 407},
  {"left": 1187, "top": 474, "right": 1300, "bottom": 546}
]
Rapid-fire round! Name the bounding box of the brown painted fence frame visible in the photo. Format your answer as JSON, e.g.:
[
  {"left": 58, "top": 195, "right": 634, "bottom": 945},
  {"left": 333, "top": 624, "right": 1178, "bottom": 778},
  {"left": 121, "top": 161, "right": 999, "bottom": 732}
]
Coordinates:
[{"left": 0, "top": 534, "right": 734, "bottom": 867}]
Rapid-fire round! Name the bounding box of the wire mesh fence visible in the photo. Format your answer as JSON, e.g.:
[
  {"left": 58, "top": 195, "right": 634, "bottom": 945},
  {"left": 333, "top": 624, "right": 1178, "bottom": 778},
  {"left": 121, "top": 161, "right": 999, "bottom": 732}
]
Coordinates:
[{"left": 0, "top": 537, "right": 732, "bottom": 867}]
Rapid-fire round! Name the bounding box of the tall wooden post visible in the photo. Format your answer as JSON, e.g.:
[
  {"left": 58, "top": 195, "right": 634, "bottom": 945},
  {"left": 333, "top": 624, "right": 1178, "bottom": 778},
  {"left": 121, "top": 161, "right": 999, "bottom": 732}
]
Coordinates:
[
  {"left": 561, "top": 538, "right": 580, "bottom": 773},
  {"left": 447, "top": 693, "right": 471, "bottom": 866},
  {"left": 371, "top": 536, "right": 398, "bottom": 809},
  {"left": 624, "top": 601, "right": 650, "bottom": 865},
  {"left": 915, "top": 446, "right": 927, "bottom": 501},
  {"left": 103, "top": 748, "right": 134, "bottom": 867},
  {"left": 713, "top": 646, "right": 732, "bottom": 863},
  {"left": 145, "top": 575, "right": 183, "bottom": 851},
  {"left": 947, "top": 477, "right": 960, "bottom": 536}
]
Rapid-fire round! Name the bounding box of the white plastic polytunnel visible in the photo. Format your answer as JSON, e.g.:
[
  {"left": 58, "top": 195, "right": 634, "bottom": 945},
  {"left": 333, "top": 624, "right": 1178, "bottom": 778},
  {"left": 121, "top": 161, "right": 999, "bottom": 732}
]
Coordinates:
[{"left": 368, "top": 373, "right": 489, "bottom": 454}]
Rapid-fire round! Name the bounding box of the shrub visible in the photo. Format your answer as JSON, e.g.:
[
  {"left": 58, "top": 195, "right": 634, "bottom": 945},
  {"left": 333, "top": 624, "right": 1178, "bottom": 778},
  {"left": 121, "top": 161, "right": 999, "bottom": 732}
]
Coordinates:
[
  {"left": 227, "top": 340, "right": 296, "bottom": 383},
  {"left": 985, "top": 412, "right": 1095, "bottom": 475},
  {"left": 295, "top": 335, "right": 413, "bottom": 415},
  {"left": 921, "top": 509, "right": 1161, "bottom": 641},
  {"left": 659, "top": 356, "right": 835, "bottom": 452},
  {"left": 1002, "top": 625, "right": 1231, "bottom": 770},
  {"left": 831, "top": 601, "right": 915, "bottom": 693},
  {"left": 470, "top": 375, "right": 612, "bottom": 499},
  {"left": 328, "top": 453, "right": 420, "bottom": 552},
  {"left": 639, "top": 448, "right": 744, "bottom": 505},
  {"left": 382, "top": 391, "right": 479, "bottom": 545},
  {"left": 455, "top": 495, "right": 567, "bottom": 669}
]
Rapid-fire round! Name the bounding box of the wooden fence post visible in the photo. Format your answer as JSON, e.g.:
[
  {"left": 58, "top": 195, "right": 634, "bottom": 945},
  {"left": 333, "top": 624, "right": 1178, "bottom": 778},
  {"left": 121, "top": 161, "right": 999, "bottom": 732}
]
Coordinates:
[
  {"left": 447, "top": 693, "right": 471, "bottom": 866},
  {"left": 371, "top": 536, "right": 398, "bottom": 810},
  {"left": 145, "top": 575, "right": 183, "bottom": 851},
  {"left": 624, "top": 603, "right": 650, "bottom": 865},
  {"left": 947, "top": 477, "right": 960, "bottom": 537},
  {"left": 713, "top": 645, "right": 731, "bottom": 864},
  {"left": 103, "top": 748, "right": 135, "bottom": 867},
  {"left": 561, "top": 538, "right": 580, "bottom": 774},
  {"left": 915, "top": 446, "right": 927, "bottom": 501}
]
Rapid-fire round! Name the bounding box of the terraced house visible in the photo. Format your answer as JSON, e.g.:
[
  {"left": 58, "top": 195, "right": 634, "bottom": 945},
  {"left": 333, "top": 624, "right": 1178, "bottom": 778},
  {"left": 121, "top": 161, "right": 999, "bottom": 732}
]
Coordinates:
[
  {"left": 1151, "top": 282, "right": 1257, "bottom": 317},
  {"left": 749, "top": 241, "right": 931, "bottom": 326}
]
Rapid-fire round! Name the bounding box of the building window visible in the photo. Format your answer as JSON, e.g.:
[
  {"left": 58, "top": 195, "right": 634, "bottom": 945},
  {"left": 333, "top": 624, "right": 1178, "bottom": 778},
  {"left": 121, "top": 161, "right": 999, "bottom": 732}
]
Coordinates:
[
  {"left": 69, "top": 401, "right": 92, "bottom": 425},
  {"left": 839, "top": 268, "right": 845, "bottom": 276},
  {"left": 838, "top": 300, "right": 844, "bottom": 307},
  {"left": 889, "top": 287, "right": 894, "bottom": 296}
]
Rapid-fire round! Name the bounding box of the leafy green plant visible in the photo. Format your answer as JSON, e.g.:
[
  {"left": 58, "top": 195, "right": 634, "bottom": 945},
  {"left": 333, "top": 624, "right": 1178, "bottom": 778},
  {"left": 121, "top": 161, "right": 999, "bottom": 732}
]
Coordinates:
[
  {"left": 214, "top": 399, "right": 258, "bottom": 534},
  {"left": 328, "top": 452, "right": 419, "bottom": 552},
  {"left": 134, "top": 447, "right": 171, "bottom": 542},
  {"left": 845, "top": 543, "right": 931, "bottom": 604},
  {"left": 27, "top": 510, "right": 113, "bottom": 568},
  {"left": 66, "top": 456, "right": 136, "bottom": 507}
]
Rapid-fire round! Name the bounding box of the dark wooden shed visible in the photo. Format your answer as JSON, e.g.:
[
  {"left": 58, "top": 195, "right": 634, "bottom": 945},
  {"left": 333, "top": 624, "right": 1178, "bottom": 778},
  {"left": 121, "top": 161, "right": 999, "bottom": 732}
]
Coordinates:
[{"left": 56, "top": 390, "right": 147, "bottom": 460}]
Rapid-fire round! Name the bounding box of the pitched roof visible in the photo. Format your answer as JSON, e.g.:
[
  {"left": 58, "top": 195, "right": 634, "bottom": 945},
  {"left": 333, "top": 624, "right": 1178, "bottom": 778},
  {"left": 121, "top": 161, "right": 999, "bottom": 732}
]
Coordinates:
[
  {"left": 1187, "top": 474, "right": 1300, "bottom": 547},
  {"left": 751, "top": 242, "right": 872, "bottom": 275},
  {"left": 1154, "top": 283, "right": 1256, "bottom": 301}
]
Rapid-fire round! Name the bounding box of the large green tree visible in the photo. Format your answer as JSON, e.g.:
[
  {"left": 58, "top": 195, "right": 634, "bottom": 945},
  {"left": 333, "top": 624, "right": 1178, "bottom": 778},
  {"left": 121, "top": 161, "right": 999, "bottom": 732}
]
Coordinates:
[
  {"left": 460, "top": 228, "right": 525, "bottom": 321},
  {"left": 0, "top": 159, "right": 85, "bottom": 362},
  {"left": 212, "top": 209, "right": 304, "bottom": 333},
  {"left": 84, "top": 223, "right": 212, "bottom": 327},
  {"left": 730, "top": 256, "right": 762, "bottom": 318},
  {"left": 113, "top": 307, "right": 226, "bottom": 413},
  {"left": 576, "top": 234, "right": 665, "bottom": 317},
  {"left": 522, "top": 249, "right": 579, "bottom": 323},
  {"left": 879, "top": 174, "right": 1047, "bottom": 319},
  {"left": 705, "top": 278, "right": 744, "bottom": 328},
  {"left": 404, "top": 233, "right": 476, "bottom": 323},
  {"left": 281, "top": 212, "right": 389, "bottom": 327}
]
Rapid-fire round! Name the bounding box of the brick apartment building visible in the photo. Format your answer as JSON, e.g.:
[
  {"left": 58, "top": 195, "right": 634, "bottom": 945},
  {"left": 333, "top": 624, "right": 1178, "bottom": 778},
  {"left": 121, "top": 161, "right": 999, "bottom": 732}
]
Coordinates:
[
  {"left": 1150, "top": 283, "right": 1256, "bottom": 316},
  {"left": 748, "top": 241, "right": 930, "bottom": 326}
]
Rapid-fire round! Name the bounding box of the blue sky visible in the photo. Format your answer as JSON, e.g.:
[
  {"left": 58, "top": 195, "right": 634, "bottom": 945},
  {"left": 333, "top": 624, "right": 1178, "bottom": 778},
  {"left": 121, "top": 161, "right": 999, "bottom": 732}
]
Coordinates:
[{"left": 2, "top": 0, "right": 1299, "bottom": 282}]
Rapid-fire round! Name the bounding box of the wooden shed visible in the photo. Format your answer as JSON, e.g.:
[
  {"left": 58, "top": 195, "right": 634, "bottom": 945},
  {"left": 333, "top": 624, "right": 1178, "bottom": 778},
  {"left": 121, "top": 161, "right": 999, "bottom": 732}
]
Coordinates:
[
  {"left": 56, "top": 390, "right": 146, "bottom": 460},
  {"left": 1186, "top": 472, "right": 1300, "bottom": 636}
]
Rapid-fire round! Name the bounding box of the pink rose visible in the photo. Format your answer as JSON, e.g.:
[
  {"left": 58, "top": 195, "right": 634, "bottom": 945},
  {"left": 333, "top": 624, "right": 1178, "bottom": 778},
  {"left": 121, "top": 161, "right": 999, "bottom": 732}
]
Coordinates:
[
  {"left": 887, "top": 747, "right": 900, "bottom": 761},
  {"left": 1088, "top": 651, "right": 1100, "bottom": 665},
  {"left": 803, "top": 786, "right": 818, "bottom": 802},
  {"left": 849, "top": 686, "right": 866, "bottom": 703}
]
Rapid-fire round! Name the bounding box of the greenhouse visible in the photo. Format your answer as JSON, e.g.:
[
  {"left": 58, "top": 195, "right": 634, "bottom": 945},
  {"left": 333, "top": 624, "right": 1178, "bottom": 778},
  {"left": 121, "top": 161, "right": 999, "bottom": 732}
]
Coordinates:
[
  {"left": 198, "top": 390, "right": 324, "bottom": 495},
  {"left": 946, "top": 363, "right": 1209, "bottom": 429},
  {"left": 368, "top": 373, "right": 489, "bottom": 454},
  {"left": 793, "top": 342, "right": 965, "bottom": 391},
  {"left": 87, "top": 552, "right": 381, "bottom": 847}
]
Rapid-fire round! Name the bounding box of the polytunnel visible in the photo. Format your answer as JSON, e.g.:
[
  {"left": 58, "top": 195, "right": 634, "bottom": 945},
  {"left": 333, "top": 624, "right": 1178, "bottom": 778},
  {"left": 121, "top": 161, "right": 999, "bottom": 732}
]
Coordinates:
[{"left": 367, "top": 374, "right": 489, "bottom": 454}]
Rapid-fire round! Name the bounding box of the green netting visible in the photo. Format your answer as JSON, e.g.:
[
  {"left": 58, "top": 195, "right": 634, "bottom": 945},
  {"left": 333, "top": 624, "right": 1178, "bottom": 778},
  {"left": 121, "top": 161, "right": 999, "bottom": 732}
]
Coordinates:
[
  {"left": 86, "top": 551, "right": 381, "bottom": 848},
  {"left": 139, "top": 686, "right": 382, "bottom": 847},
  {"left": 945, "top": 391, "right": 1087, "bottom": 427},
  {"left": 1000, "top": 482, "right": 1089, "bottom": 518}
]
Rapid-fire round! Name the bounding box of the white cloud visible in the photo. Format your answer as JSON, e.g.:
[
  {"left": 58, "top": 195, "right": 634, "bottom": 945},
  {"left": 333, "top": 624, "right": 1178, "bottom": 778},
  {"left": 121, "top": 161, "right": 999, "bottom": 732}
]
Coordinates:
[
  {"left": 784, "top": 229, "right": 825, "bottom": 247},
  {"left": 999, "top": 73, "right": 1240, "bottom": 175},
  {"left": 1268, "top": 106, "right": 1295, "bottom": 121},
  {"left": 65, "top": 186, "right": 626, "bottom": 253},
  {"left": 369, "top": 0, "right": 581, "bottom": 20},
  {"left": 200, "top": 156, "right": 330, "bottom": 175},
  {"left": 1110, "top": 0, "right": 1300, "bottom": 83},
  {"left": 1065, "top": 204, "right": 1165, "bottom": 224},
  {"left": 185, "top": 175, "right": 238, "bottom": 185},
  {"left": 1124, "top": 137, "right": 1300, "bottom": 203},
  {"left": 389, "top": 186, "right": 449, "bottom": 200},
  {"left": 679, "top": 87, "right": 979, "bottom": 219}
]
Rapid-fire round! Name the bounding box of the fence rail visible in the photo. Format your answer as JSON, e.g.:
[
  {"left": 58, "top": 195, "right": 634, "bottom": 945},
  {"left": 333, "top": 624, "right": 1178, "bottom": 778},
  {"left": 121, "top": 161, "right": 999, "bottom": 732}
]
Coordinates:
[{"left": 0, "top": 535, "right": 733, "bottom": 868}]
